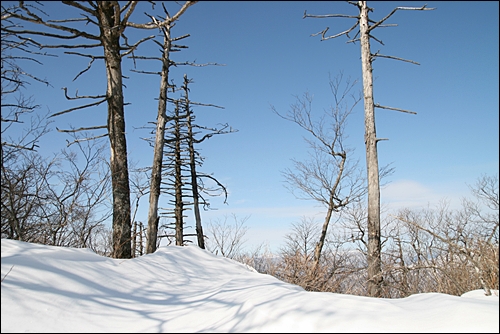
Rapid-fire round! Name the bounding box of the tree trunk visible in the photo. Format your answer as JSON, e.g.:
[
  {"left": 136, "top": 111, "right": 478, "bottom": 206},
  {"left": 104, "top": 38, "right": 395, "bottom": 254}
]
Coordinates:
[
  {"left": 359, "top": 0, "right": 382, "bottom": 297},
  {"left": 173, "top": 102, "right": 184, "bottom": 246},
  {"left": 312, "top": 204, "right": 334, "bottom": 273},
  {"left": 183, "top": 76, "right": 205, "bottom": 249},
  {"left": 97, "top": 2, "right": 132, "bottom": 259},
  {"left": 146, "top": 25, "right": 172, "bottom": 254},
  {"left": 312, "top": 153, "right": 347, "bottom": 275},
  {"left": 132, "top": 221, "right": 137, "bottom": 258}
]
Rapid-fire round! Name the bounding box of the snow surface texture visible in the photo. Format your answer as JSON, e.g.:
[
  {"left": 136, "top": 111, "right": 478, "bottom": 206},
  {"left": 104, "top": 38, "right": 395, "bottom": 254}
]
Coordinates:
[{"left": 1, "top": 239, "right": 498, "bottom": 333}]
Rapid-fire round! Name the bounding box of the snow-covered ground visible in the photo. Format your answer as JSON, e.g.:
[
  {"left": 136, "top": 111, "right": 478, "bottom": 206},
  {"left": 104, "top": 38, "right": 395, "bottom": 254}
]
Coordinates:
[{"left": 1, "top": 239, "right": 498, "bottom": 333}]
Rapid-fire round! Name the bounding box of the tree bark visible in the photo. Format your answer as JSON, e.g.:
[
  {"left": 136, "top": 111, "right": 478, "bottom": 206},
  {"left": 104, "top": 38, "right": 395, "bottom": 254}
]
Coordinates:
[
  {"left": 97, "top": 2, "right": 132, "bottom": 259},
  {"left": 359, "top": 0, "right": 382, "bottom": 297}
]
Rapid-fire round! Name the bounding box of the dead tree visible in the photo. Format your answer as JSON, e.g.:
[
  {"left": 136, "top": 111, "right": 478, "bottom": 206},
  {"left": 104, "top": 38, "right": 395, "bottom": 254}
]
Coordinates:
[
  {"left": 180, "top": 74, "right": 235, "bottom": 249},
  {"left": 182, "top": 76, "right": 205, "bottom": 248},
  {"left": 160, "top": 99, "right": 188, "bottom": 246},
  {"left": 304, "top": 1, "right": 435, "bottom": 296},
  {"left": 2, "top": 2, "right": 132, "bottom": 258},
  {"left": 132, "top": 2, "right": 197, "bottom": 254},
  {"left": 125, "top": 1, "right": 229, "bottom": 253},
  {"left": 153, "top": 76, "right": 233, "bottom": 248}
]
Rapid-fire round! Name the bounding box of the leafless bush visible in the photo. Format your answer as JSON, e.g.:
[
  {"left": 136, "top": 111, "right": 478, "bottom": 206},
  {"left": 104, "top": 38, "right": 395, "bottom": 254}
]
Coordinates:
[
  {"left": 205, "top": 214, "right": 250, "bottom": 259},
  {"left": 197, "top": 176, "right": 498, "bottom": 298},
  {"left": 385, "top": 175, "right": 498, "bottom": 297},
  {"left": 1, "top": 137, "right": 112, "bottom": 251}
]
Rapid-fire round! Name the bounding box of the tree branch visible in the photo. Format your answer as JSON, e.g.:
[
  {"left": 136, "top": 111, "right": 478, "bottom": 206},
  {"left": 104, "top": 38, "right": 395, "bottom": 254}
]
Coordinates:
[
  {"left": 49, "top": 98, "right": 107, "bottom": 118},
  {"left": 56, "top": 125, "right": 107, "bottom": 133},
  {"left": 368, "top": 5, "right": 436, "bottom": 33},
  {"left": 374, "top": 104, "right": 417, "bottom": 115},
  {"left": 372, "top": 52, "right": 420, "bottom": 65}
]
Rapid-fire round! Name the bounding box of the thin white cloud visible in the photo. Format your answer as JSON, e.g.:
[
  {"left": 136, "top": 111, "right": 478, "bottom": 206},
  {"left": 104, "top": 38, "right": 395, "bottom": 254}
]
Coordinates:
[{"left": 381, "top": 179, "right": 467, "bottom": 210}]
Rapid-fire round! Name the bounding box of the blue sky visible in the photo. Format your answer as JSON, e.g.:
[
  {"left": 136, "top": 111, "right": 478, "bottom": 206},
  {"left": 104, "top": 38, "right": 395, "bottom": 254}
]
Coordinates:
[{"left": 5, "top": 1, "right": 499, "bottom": 251}]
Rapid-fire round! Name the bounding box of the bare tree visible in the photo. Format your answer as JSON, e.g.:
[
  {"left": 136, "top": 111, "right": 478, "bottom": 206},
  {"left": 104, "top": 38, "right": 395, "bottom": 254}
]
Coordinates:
[
  {"left": 260, "top": 215, "right": 366, "bottom": 293},
  {"left": 272, "top": 73, "right": 368, "bottom": 276},
  {"left": 3, "top": 1, "right": 130, "bottom": 257},
  {"left": 155, "top": 76, "right": 233, "bottom": 247},
  {"left": 1, "top": 136, "right": 111, "bottom": 249},
  {"left": 206, "top": 214, "right": 250, "bottom": 259},
  {"left": 305, "top": 1, "right": 435, "bottom": 296},
  {"left": 138, "top": 1, "right": 197, "bottom": 254},
  {"left": 180, "top": 75, "right": 235, "bottom": 248},
  {"left": 1, "top": 3, "right": 51, "bottom": 158},
  {"left": 392, "top": 175, "right": 498, "bottom": 296}
]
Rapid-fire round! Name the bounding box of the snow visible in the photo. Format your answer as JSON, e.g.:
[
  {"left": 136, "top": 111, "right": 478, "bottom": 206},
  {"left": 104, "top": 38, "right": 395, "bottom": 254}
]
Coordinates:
[{"left": 1, "top": 239, "right": 498, "bottom": 333}]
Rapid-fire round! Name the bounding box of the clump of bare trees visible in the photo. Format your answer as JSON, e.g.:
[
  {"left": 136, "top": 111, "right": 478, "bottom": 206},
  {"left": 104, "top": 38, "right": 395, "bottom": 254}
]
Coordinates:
[
  {"left": 384, "top": 174, "right": 499, "bottom": 297},
  {"left": 205, "top": 213, "right": 250, "bottom": 259},
  {"left": 214, "top": 174, "right": 498, "bottom": 298},
  {"left": 1, "top": 135, "right": 113, "bottom": 254}
]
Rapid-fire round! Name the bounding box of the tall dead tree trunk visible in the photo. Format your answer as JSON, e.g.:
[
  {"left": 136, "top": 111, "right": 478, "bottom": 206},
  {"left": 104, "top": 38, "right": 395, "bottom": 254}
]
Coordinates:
[
  {"left": 182, "top": 75, "right": 205, "bottom": 249},
  {"left": 173, "top": 101, "right": 185, "bottom": 246},
  {"left": 145, "top": 1, "right": 197, "bottom": 253},
  {"left": 96, "top": 2, "right": 131, "bottom": 259},
  {"left": 359, "top": 0, "right": 382, "bottom": 298},
  {"left": 146, "top": 23, "right": 172, "bottom": 254},
  {"left": 304, "top": 1, "right": 434, "bottom": 296}
]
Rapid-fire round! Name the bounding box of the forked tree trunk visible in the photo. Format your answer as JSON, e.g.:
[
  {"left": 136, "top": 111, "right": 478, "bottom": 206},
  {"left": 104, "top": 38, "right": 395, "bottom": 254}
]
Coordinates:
[
  {"left": 359, "top": 0, "right": 382, "bottom": 297},
  {"left": 97, "top": 2, "right": 132, "bottom": 259}
]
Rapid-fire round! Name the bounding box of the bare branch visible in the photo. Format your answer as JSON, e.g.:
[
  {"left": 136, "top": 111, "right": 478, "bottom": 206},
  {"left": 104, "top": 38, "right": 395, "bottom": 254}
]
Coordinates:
[
  {"left": 197, "top": 173, "right": 228, "bottom": 204},
  {"left": 120, "top": 34, "right": 156, "bottom": 57},
  {"left": 56, "top": 125, "right": 107, "bottom": 133},
  {"left": 368, "top": 5, "right": 436, "bottom": 32},
  {"left": 304, "top": 10, "right": 358, "bottom": 19},
  {"left": 62, "top": 87, "right": 106, "bottom": 100},
  {"left": 312, "top": 22, "right": 360, "bottom": 41},
  {"left": 189, "top": 101, "right": 225, "bottom": 109},
  {"left": 126, "top": 1, "right": 198, "bottom": 29},
  {"left": 168, "top": 1, "right": 198, "bottom": 24},
  {"left": 49, "top": 98, "right": 107, "bottom": 118},
  {"left": 60, "top": 54, "right": 102, "bottom": 81},
  {"left": 368, "top": 33, "right": 385, "bottom": 46},
  {"left": 3, "top": 11, "right": 100, "bottom": 40},
  {"left": 374, "top": 104, "right": 417, "bottom": 115},
  {"left": 174, "top": 60, "right": 226, "bottom": 68},
  {"left": 64, "top": 133, "right": 109, "bottom": 147},
  {"left": 372, "top": 52, "right": 420, "bottom": 65},
  {"left": 14, "top": 35, "right": 101, "bottom": 49},
  {"left": 60, "top": 1, "right": 96, "bottom": 15},
  {"left": 121, "top": 1, "right": 139, "bottom": 27},
  {"left": 129, "top": 69, "right": 161, "bottom": 75}
]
